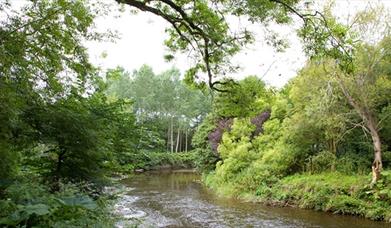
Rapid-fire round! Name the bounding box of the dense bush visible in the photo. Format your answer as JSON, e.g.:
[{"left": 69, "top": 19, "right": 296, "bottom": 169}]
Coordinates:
[
  {"left": 197, "top": 45, "right": 391, "bottom": 221},
  {"left": 192, "top": 115, "right": 221, "bottom": 171},
  {"left": 140, "top": 151, "right": 197, "bottom": 170},
  {"left": 0, "top": 2, "right": 137, "bottom": 226},
  {"left": 307, "top": 151, "right": 336, "bottom": 173},
  {"left": 111, "top": 151, "right": 198, "bottom": 172},
  {"left": 0, "top": 178, "right": 114, "bottom": 227},
  {"left": 266, "top": 172, "right": 391, "bottom": 221}
]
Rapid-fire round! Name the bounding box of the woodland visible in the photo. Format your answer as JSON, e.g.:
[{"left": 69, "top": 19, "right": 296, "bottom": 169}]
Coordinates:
[{"left": 0, "top": 0, "right": 390, "bottom": 226}]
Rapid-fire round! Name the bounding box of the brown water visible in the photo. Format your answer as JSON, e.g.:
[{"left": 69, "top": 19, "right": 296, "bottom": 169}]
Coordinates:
[{"left": 114, "top": 171, "right": 390, "bottom": 228}]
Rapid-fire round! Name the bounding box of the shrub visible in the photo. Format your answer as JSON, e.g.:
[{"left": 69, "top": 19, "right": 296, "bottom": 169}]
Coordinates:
[
  {"left": 116, "top": 150, "right": 198, "bottom": 171},
  {"left": 308, "top": 151, "right": 336, "bottom": 173},
  {"left": 191, "top": 114, "right": 221, "bottom": 172},
  {"left": 0, "top": 179, "right": 114, "bottom": 227},
  {"left": 336, "top": 153, "right": 371, "bottom": 175},
  {"left": 325, "top": 195, "right": 366, "bottom": 216}
]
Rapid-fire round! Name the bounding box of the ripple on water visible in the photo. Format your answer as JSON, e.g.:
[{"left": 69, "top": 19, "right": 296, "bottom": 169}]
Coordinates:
[
  {"left": 114, "top": 196, "right": 144, "bottom": 217},
  {"left": 114, "top": 173, "right": 388, "bottom": 228},
  {"left": 114, "top": 194, "right": 149, "bottom": 228}
]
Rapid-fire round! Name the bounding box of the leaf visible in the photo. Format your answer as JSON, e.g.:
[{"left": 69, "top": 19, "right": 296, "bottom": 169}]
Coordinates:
[
  {"left": 0, "top": 217, "right": 17, "bottom": 226},
  {"left": 61, "top": 196, "right": 97, "bottom": 210},
  {"left": 24, "top": 203, "right": 50, "bottom": 216}
]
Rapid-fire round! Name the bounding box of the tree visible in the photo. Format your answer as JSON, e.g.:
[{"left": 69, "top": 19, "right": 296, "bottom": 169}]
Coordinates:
[
  {"left": 192, "top": 76, "right": 272, "bottom": 171},
  {"left": 213, "top": 76, "right": 272, "bottom": 118},
  {"left": 288, "top": 61, "right": 352, "bottom": 168},
  {"left": 115, "top": 0, "right": 300, "bottom": 91},
  {"left": 0, "top": 0, "right": 105, "bottom": 180},
  {"left": 23, "top": 94, "right": 114, "bottom": 184},
  {"left": 114, "top": 0, "right": 391, "bottom": 184},
  {"left": 105, "top": 65, "right": 212, "bottom": 152},
  {"left": 332, "top": 39, "right": 391, "bottom": 184},
  {"left": 0, "top": 0, "right": 101, "bottom": 97},
  {"left": 299, "top": 5, "right": 391, "bottom": 184},
  {"left": 0, "top": 1, "right": 132, "bottom": 225}
]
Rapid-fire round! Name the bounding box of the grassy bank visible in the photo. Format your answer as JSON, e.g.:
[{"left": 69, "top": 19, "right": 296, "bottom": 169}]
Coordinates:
[{"left": 204, "top": 171, "right": 391, "bottom": 222}]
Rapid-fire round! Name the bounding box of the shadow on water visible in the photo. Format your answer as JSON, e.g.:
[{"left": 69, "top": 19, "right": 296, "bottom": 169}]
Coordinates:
[{"left": 115, "top": 171, "right": 389, "bottom": 228}]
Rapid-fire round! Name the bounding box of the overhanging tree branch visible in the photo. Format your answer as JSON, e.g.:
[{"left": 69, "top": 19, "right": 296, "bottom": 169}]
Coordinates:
[
  {"left": 116, "top": 0, "right": 244, "bottom": 92},
  {"left": 270, "top": 0, "right": 354, "bottom": 71},
  {"left": 116, "top": 0, "right": 354, "bottom": 92}
]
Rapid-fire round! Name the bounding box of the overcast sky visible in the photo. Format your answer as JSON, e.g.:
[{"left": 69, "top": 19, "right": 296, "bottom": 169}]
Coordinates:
[{"left": 86, "top": 0, "right": 391, "bottom": 87}]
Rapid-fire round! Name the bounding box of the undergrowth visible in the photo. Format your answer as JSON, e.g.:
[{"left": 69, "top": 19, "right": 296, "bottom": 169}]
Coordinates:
[{"left": 204, "top": 171, "right": 391, "bottom": 222}]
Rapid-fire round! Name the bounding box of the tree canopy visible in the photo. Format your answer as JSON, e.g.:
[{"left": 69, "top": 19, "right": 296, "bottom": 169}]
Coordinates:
[{"left": 116, "top": 0, "right": 302, "bottom": 91}]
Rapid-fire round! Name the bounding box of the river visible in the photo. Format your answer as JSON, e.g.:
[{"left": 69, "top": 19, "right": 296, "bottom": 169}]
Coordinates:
[{"left": 114, "top": 171, "right": 389, "bottom": 228}]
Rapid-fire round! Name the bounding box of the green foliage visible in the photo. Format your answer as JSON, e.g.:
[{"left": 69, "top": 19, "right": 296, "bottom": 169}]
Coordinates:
[
  {"left": 336, "top": 152, "right": 372, "bottom": 175},
  {"left": 0, "top": 0, "right": 101, "bottom": 97},
  {"left": 105, "top": 150, "right": 198, "bottom": 172},
  {"left": 199, "top": 36, "right": 390, "bottom": 223},
  {"left": 264, "top": 172, "right": 391, "bottom": 221},
  {"left": 0, "top": 144, "right": 18, "bottom": 180},
  {"left": 22, "top": 94, "right": 111, "bottom": 181},
  {"left": 191, "top": 114, "right": 220, "bottom": 171},
  {"left": 0, "top": 0, "right": 116, "bottom": 182},
  {"left": 105, "top": 65, "right": 211, "bottom": 152},
  {"left": 192, "top": 77, "right": 275, "bottom": 173},
  {"left": 214, "top": 76, "right": 271, "bottom": 118},
  {"left": 206, "top": 117, "right": 291, "bottom": 194},
  {"left": 0, "top": 178, "right": 114, "bottom": 227},
  {"left": 0, "top": 1, "right": 130, "bottom": 226},
  {"left": 136, "top": 151, "right": 197, "bottom": 170},
  {"left": 298, "top": 4, "right": 357, "bottom": 74},
  {"left": 206, "top": 170, "right": 391, "bottom": 221},
  {"left": 308, "top": 151, "right": 336, "bottom": 173},
  {"left": 118, "top": 0, "right": 299, "bottom": 89}
]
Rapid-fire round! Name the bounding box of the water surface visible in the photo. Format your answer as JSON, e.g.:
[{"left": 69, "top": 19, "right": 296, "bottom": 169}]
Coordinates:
[{"left": 115, "top": 171, "right": 389, "bottom": 227}]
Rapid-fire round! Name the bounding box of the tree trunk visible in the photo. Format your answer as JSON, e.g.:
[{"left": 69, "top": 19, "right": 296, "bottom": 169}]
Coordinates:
[
  {"left": 167, "top": 127, "right": 170, "bottom": 151},
  {"left": 185, "top": 129, "right": 188, "bottom": 153},
  {"left": 175, "top": 127, "right": 180, "bottom": 153},
  {"left": 367, "top": 115, "right": 382, "bottom": 185},
  {"left": 329, "top": 139, "right": 336, "bottom": 171},
  {"left": 337, "top": 77, "right": 382, "bottom": 184},
  {"left": 52, "top": 148, "right": 65, "bottom": 192},
  {"left": 170, "top": 118, "right": 174, "bottom": 153},
  {"left": 56, "top": 151, "right": 65, "bottom": 176},
  {"left": 179, "top": 130, "right": 183, "bottom": 152}
]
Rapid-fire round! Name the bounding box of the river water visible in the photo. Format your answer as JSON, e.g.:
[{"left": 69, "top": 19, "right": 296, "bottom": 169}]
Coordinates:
[{"left": 114, "top": 171, "right": 389, "bottom": 228}]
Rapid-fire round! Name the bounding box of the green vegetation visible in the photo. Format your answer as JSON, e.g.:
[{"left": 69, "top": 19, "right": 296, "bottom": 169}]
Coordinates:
[
  {"left": 191, "top": 7, "right": 391, "bottom": 221},
  {"left": 105, "top": 65, "right": 211, "bottom": 154},
  {"left": 0, "top": 1, "right": 199, "bottom": 226},
  {"left": 0, "top": 177, "right": 114, "bottom": 227},
  {"left": 196, "top": 29, "right": 391, "bottom": 222},
  {"left": 112, "top": 150, "right": 197, "bottom": 173},
  {"left": 1, "top": 0, "right": 391, "bottom": 226},
  {"left": 0, "top": 1, "right": 122, "bottom": 226},
  {"left": 205, "top": 172, "right": 391, "bottom": 221}
]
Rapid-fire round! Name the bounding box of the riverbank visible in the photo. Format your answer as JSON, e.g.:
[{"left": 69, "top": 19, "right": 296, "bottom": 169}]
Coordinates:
[
  {"left": 112, "top": 171, "right": 389, "bottom": 227},
  {"left": 112, "top": 151, "right": 197, "bottom": 173},
  {"left": 204, "top": 171, "right": 391, "bottom": 222}
]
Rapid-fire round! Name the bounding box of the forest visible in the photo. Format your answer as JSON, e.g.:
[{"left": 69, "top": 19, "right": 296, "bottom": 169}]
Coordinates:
[{"left": 0, "top": 0, "right": 391, "bottom": 227}]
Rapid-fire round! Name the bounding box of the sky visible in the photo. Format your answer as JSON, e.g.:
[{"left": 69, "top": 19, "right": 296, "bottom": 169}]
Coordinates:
[{"left": 85, "top": 0, "right": 391, "bottom": 88}]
